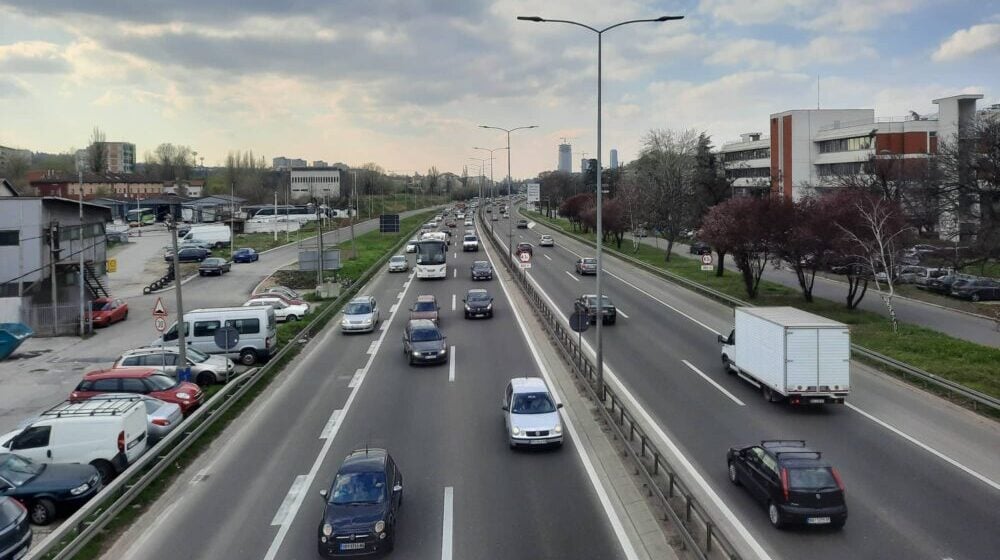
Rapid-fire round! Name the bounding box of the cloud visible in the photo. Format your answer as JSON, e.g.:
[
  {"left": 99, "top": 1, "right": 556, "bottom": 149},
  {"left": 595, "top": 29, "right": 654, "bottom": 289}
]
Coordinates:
[
  {"left": 932, "top": 23, "right": 1000, "bottom": 62},
  {"left": 699, "top": 0, "right": 819, "bottom": 26},
  {"left": 0, "top": 76, "right": 30, "bottom": 98},
  {"left": 699, "top": 0, "right": 920, "bottom": 32},
  {"left": 707, "top": 36, "right": 876, "bottom": 71},
  {"left": 0, "top": 41, "right": 71, "bottom": 73}
]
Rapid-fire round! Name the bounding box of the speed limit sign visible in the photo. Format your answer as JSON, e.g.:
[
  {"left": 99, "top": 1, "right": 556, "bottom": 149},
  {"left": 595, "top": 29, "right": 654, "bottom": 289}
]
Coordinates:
[
  {"left": 700, "top": 253, "right": 713, "bottom": 271},
  {"left": 154, "top": 317, "right": 167, "bottom": 332}
]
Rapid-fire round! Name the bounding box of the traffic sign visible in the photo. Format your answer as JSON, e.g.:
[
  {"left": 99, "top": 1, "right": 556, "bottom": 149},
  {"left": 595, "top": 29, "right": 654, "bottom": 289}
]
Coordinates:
[
  {"left": 569, "top": 311, "right": 590, "bottom": 333},
  {"left": 701, "top": 254, "right": 713, "bottom": 265},
  {"left": 519, "top": 251, "right": 531, "bottom": 263},
  {"left": 152, "top": 297, "right": 168, "bottom": 317},
  {"left": 154, "top": 317, "right": 167, "bottom": 332},
  {"left": 107, "top": 258, "right": 117, "bottom": 273},
  {"left": 518, "top": 262, "right": 532, "bottom": 269}
]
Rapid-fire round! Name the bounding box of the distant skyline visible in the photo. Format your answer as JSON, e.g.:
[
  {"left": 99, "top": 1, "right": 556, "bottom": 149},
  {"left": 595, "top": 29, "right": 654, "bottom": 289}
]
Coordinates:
[{"left": 1, "top": 1, "right": 998, "bottom": 179}]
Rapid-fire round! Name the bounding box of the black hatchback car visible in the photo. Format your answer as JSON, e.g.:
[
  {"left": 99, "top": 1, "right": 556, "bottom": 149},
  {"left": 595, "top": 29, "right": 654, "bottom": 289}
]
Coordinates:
[
  {"left": 727, "top": 440, "right": 846, "bottom": 529},
  {"left": 318, "top": 448, "right": 402, "bottom": 557},
  {"left": 0, "top": 453, "right": 102, "bottom": 526},
  {"left": 574, "top": 294, "right": 616, "bottom": 325},
  {"left": 165, "top": 247, "right": 209, "bottom": 262},
  {"left": 463, "top": 289, "right": 494, "bottom": 319},
  {"left": 471, "top": 261, "right": 493, "bottom": 281},
  {"left": 0, "top": 497, "right": 31, "bottom": 560},
  {"left": 402, "top": 319, "right": 448, "bottom": 365}
]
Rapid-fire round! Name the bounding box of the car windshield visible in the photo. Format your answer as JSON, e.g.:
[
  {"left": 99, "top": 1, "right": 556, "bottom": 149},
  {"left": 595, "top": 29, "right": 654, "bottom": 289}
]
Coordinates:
[
  {"left": 464, "top": 236, "right": 476, "bottom": 241},
  {"left": 410, "top": 328, "right": 440, "bottom": 342},
  {"left": 0, "top": 453, "right": 43, "bottom": 485},
  {"left": 91, "top": 301, "right": 111, "bottom": 311},
  {"left": 147, "top": 375, "right": 178, "bottom": 391},
  {"left": 586, "top": 296, "right": 612, "bottom": 306},
  {"left": 204, "top": 258, "right": 221, "bottom": 265},
  {"left": 329, "top": 471, "right": 386, "bottom": 505},
  {"left": 473, "top": 262, "right": 490, "bottom": 270},
  {"left": 345, "top": 302, "right": 372, "bottom": 315},
  {"left": 187, "top": 348, "right": 210, "bottom": 363},
  {"left": 416, "top": 241, "right": 447, "bottom": 265},
  {"left": 413, "top": 301, "right": 436, "bottom": 312},
  {"left": 390, "top": 256, "right": 406, "bottom": 263},
  {"left": 511, "top": 392, "right": 557, "bottom": 414},
  {"left": 467, "top": 291, "right": 489, "bottom": 302},
  {"left": 787, "top": 467, "right": 838, "bottom": 490},
  {"left": 237, "top": 248, "right": 252, "bottom": 253}
]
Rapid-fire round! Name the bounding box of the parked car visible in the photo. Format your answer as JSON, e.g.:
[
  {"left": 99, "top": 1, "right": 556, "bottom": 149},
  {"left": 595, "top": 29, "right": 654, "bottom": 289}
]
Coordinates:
[
  {"left": 463, "top": 289, "right": 494, "bottom": 319},
  {"left": 405, "top": 238, "right": 419, "bottom": 253},
  {"left": 950, "top": 278, "right": 1000, "bottom": 301},
  {"left": 913, "top": 267, "right": 950, "bottom": 288},
  {"left": 633, "top": 228, "right": 648, "bottom": 238},
  {"left": 155, "top": 306, "right": 278, "bottom": 366},
  {"left": 471, "top": 261, "right": 493, "bottom": 281},
  {"left": 317, "top": 448, "right": 402, "bottom": 557},
  {"left": 409, "top": 295, "right": 440, "bottom": 325},
  {"left": 85, "top": 394, "right": 183, "bottom": 445},
  {"left": 501, "top": 377, "right": 563, "bottom": 448},
  {"left": 90, "top": 297, "right": 128, "bottom": 327},
  {"left": 0, "top": 454, "right": 101, "bottom": 526},
  {"left": 539, "top": 235, "right": 554, "bottom": 247},
  {"left": 925, "top": 273, "right": 973, "bottom": 295},
  {"left": 178, "top": 240, "right": 214, "bottom": 253},
  {"left": 515, "top": 242, "right": 533, "bottom": 256},
  {"left": 727, "top": 440, "right": 847, "bottom": 529},
  {"left": 258, "top": 287, "right": 306, "bottom": 305},
  {"left": 341, "top": 296, "right": 380, "bottom": 334},
  {"left": 516, "top": 219, "right": 529, "bottom": 229},
  {"left": 114, "top": 346, "right": 235, "bottom": 386},
  {"left": 402, "top": 319, "right": 447, "bottom": 365},
  {"left": 575, "top": 257, "right": 597, "bottom": 275},
  {"left": 232, "top": 247, "right": 259, "bottom": 263},
  {"left": 388, "top": 255, "right": 409, "bottom": 273},
  {"left": 165, "top": 247, "right": 209, "bottom": 262},
  {"left": 181, "top": 224, "right": 231, "bottom": 249},
  {"left": 244, "top": 297, "right": 310, "bottom": 322},
  {"left": 575, "top": 294, "right": 617, "bottom": 325},
  {"left": 71, "top": 367, "right": 204, "bottom": 415},
  {"left": 198, "top": 258, "right": 231, "bottom": 276},
  {"left": 0, "top": 496, "right": 31, "bottom": 554},
  {"left": 689, "top": 241, "right": 711, "bottom": 255}
]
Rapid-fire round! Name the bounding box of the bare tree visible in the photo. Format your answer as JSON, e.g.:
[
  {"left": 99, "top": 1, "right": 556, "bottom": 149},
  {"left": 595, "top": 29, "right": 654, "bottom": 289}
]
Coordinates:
[
  {"left": 692, "top": 132, "right": 734, "bottom": 275},
  {"left": 88, "top": 126, "right": 107, "bottom": 174},
  {"left": 426, "top": 166, "right": 440, "bottom": 194},
  {"left": 634, "top": 129, "right": 699, "bottom": 260}
]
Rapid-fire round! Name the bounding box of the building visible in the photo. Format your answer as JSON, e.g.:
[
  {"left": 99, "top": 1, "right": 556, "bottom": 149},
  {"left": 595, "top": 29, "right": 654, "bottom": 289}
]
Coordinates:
[
  {"left": 313, "top": 160, "right": 328, "bottom": 168},
  {"left": 290, "top": 167, "right": 341, "bottom": 200},
  {"left": 558, "top": 143, "right": 572, "bottom": 172},
  {"left": 89, "top": 195, "right": 188, "bottom": 223},
  {"left": 75, "top": 142, "right": 136, "bottom": 174},
  {"left": 0, "top": 197, "right": 112, "bottom": 336},
  {"left": 580, "top": 158, "right": 588, "bottom": 173},
  {"left": 0, "top": 145, "right": 32, "bottom": 169},
  {"left": 30, "top": 171, "right": 163, "bottom": 200},
  {"left": 162, "top": 179, "right": 206, "bottom": 198},
  {"left": 273, "top": 156, "right": 308, "bottom": 171},
  {"left": 719, "top": 133, "right": 771, "bottom": 195},
  {"left": 0, "top": 178, "right": 19, "bottom": 197},
  {"left": 610, "top": 149, "right": 619, "bottom": 170}
]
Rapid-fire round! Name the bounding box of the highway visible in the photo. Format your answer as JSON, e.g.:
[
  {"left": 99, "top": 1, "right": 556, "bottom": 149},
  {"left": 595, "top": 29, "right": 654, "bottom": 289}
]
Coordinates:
[
  {"left": 103, "top": 217, "right": 628, "bottom": 560},
  {"left": 496, "top": 205, "right": 1000, "bottom": 560}
]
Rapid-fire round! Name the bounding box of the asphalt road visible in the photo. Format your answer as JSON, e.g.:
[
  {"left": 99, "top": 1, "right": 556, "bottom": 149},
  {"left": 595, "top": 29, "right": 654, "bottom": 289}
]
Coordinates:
[
  {"left": 500, "top": 206, "right": 1000, "bottom": 560},
  {"left": 103, "top": 217, "right": 627, "bottom": 560}
]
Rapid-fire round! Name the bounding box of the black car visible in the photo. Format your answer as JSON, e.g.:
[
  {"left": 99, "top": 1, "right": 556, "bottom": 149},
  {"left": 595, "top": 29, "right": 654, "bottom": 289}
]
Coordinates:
[
  {"left": 464, "top": 289, "right": 494, "bottom": 319},
  {"left": 574, "top": 294, "right": 616, "bottom": 325},
  {"left": 950, "top": 278, "right": 1000, "bottom": 301},
  {"left": 165, "top": 247, "right": 209, "bottom": 263},
  {"left": 516, "top": 219, "right": 528, "bottom": 229},
  {"left": 689, "top": 241, "right": 711, "bottom": 255},
  {"left": 515, "top": 243, "right": 533, "bottom": 256},
  {"left": 198, "top": 257, "right": 231, "bottom": 276},
  {"left": 318, "top": 448, "right": 402, "bottom": 557},
  {"left": 471, "top": 261, "right": 493, "bottom": 281},
  {"left": 0, "top": 453, "right": 102, "bottom": 526},
  {"left": 925, "top": 274, "right": 972, "bottom": 295},
  {"left": 402, "top": 319, "right": 448, "bottom": 365},
  {"left": 727, "top": 440, "right": 847, "bottom": 529},
  {"left": 0, "top": 497, "right": 31, "bottom": 560}
]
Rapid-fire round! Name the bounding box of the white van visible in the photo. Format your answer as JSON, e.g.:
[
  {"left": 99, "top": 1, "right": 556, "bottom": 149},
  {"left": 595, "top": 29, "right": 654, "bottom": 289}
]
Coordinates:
[
  {"left": 153, "top": 306, "right": 278, "bottom": 366},
  {"left": 182, "top": 224, "right": 232, "bottom": 249},
  {"left": 0, "top": 398, "right": 148, "bottom": 483}
]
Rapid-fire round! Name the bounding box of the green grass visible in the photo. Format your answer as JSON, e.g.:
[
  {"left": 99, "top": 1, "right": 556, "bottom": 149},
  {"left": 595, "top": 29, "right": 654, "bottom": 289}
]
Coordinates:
[{"left": 525, "top": 210, "right": 1000, "bottom": 401}]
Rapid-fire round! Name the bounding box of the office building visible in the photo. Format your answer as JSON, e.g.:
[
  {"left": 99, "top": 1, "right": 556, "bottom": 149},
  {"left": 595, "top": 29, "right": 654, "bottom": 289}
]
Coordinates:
[
  {"left": 273, "top": 156, "right": 308, "bottom": 171},
  {"left": 558, "top": 143, "right": 572, "bottom": 172},
  {"left": 290, "top": 167, "right": 341, "bottom": 200},
  {"left": 313, "top": 160, "right": 328, "bottom": 168},
  {"left": 609, "top": 149, "right": 618, "bottom": 170}
]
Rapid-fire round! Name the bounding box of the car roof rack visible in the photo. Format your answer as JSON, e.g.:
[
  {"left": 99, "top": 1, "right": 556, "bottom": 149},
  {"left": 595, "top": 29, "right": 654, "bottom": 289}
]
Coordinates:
[
  {"left": 774, "top": 450, "right": 822, "bottom": 460},
  {"left": 41, "top": 397, "right": 142, "bottom": 418},
  {"left": 761, "top": 440, "right": 807, "bottom": 448}
]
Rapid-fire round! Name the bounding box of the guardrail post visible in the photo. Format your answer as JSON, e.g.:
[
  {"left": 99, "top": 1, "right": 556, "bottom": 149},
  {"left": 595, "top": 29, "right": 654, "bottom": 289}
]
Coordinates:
[
  {"left": 653, "top": 452, "right": 660, "bottom": 475},
  {"left": 685, "top": 496, "right": 693, "bottom": 522},
  {"left": 706, "top": 523, "right": 714, "bottom": 552},
  {"left": 639, "top": 433, "right": 645, "bottom": 455}
]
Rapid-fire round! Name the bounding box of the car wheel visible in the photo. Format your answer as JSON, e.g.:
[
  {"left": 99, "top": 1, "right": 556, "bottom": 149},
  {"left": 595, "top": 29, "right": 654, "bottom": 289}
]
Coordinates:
[
  {"left": 971, "top": 293, "right": 981, "bottom": 302},
  {"left": 198, "top": 271, "right": 204, "bottom": 276},
  {"left": 286, "top": 315, "right": 298, "bottom": 322},
  {"left": 385, "top": 525, "right": 396, "bottom": 552},
  {"left": 239, "top": 348, "right": 258, "bottom": 366},
  {"left": 196, "top": 371, "right": 215, "bottom": 387},
  {"left": 727, "top": 461, "right": 741, "bottom": 486},
  {"left": 122, "top": 310, "right": 128, "bottom": 322},
  {"left": 30, "top": 498, "right": 56, "bottom": 525},
  {"left": 768, "top": 502, "right": 785, "bottom": 529},
  {"left": 91, "top": 459, "right": 115, "bottom": 485}
]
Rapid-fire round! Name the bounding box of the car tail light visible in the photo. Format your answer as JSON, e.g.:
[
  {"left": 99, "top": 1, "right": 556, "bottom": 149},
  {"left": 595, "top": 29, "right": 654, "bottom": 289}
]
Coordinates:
[
  {"left": 831, "top": 467, "right": 845, "bottom": 492},
  {"left": 152, "top": 418, "right": 170, "bottom": 426},
  {"left": 780, "top": 468, "right": 790, "bottom": 502},
  {"left": 117, "top": 430, "right": 125, "bottom": 453}
]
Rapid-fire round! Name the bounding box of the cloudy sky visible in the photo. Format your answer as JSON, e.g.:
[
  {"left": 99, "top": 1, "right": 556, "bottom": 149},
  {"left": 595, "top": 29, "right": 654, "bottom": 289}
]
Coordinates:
[{"left": 1, "top": 0, "right": 998, "bottom": 179}]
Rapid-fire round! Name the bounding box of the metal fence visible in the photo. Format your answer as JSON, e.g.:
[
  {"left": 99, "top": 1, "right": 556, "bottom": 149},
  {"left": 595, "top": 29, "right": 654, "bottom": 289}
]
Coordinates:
[{"left": 481, "top": 208, "right": 742, "bottom": 560}]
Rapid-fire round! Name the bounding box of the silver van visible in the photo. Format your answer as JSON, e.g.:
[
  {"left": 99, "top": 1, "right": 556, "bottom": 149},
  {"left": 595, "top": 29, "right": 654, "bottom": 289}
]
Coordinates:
[{"left": 153, "top": 306, "right": 277, "bottom": 366}]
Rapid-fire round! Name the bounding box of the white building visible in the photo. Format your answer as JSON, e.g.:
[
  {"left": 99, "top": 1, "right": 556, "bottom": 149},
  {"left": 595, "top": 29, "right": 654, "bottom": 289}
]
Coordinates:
[
  {"left": 290, "top": 167, "right": 341, "bottom": 200},
  {"left": 273, "top": 156, "right": 308, "bottom": 171},
  {"left": 74, "top": 142, "right": 136, "bottom": 174},
  {"left": 719, "top": 132, "right": 771, "bottom": 195},
  {"left": 557, "top": 143, "right": 572, "bottom": 172}
]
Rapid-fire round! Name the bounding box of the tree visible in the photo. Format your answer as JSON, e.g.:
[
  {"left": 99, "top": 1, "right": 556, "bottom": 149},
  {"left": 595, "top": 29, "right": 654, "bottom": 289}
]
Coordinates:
[
  {"left": 700, "top": 196, "right": 789, "bottom": 299},
  {"left": 559, "top": 193, "right": 593, "bottom": 232},
  {"left": 0, "top": 152, "right": 30, "bottom": 190},
  {"left": 426, "top": 166, "right": 440, "bottom": 194},
  {"left": 692, "top": 132, "right": 734, "bottom": 275},
  {"left": 633, "top": 129, "right": 699, "bottom": 260},
  {"left": 539, "top": 171, "right": 582, "bottom": 216},
  {"left": 773, "top": 196, "right": 840, "bottom": 302},
  {"left": 88, "top": 126, "right": 107, "bottom": 174}
]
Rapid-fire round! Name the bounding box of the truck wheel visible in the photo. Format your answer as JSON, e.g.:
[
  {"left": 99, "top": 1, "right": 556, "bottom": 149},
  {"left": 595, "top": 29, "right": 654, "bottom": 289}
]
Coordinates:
[
  {"left": 721, "top": 355, "right": 732, "bottom": 373},
  {"left": 763, "top": 387, "right": 781, "bottom": 403},
  {"left": 239, "top": 349, "right": 258, "bottom": 366}
]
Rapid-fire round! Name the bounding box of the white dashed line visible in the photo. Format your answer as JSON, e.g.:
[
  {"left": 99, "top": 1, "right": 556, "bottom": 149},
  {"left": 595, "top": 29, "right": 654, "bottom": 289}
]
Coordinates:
[
  {"left": 564, "top": 271, "right": 580, "bottom": 282},
  {"left": 616, "top": 308, "right": 629, "bottom": 319},
  {"left": 270, "top": 475, "right": 307, "bottom": 526},
  {"left": 544, "top": 254, "right": 552, "bottom": 261},
  {"left": 441, "top": 487, "right": 454, "bottom": 560},
  {"left": 319, "top": 410, "right": 342, "bottom": 439},
  {"left": 451, "top": 294, "right": 456, "bottom": 311},
  {"left": 448, "top": 346, "right": 456, "bottom": 382},
  {"left": 682, "top": 360, "right": 746, "bottom": 406}
]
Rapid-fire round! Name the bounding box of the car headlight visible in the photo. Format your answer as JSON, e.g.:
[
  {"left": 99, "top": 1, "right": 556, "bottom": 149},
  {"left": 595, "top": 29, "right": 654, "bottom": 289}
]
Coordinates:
[
  {"left": 465, "top": 304, "right": 472, "bottom": 311},
  {"left": 70, "top": 482, "right": 90, "bottom": 496},
  {"left": 374, "top": 520, "right": 385, "bottom": 533},
  {"left": 412, "top": 351, "right": 421, "bottom": 357},
  {"left": 176, "top": 392, "right": 191, "bottom": 400},
  {"left": 511, "top": 426, "right": 521, "bottom": 435},
  {"left": 438, "top": 348, "right": 447, "bottom": 355},
  {"left": 322, "top": 523, "right": 333, "bottom": 536},
  {"left": 553, "top": 424, "right": 562, "bottom": 434},
  {"left": 486, "top": 303, "right": 492, "bottom": 310}
]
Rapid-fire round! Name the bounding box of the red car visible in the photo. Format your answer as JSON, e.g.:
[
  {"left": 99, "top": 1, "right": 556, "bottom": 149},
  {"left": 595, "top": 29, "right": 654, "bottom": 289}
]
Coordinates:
[
  {"left": 70, "top": 367, "right": 204, "bottom": 415},
  {"left": 90, "top": 297, "right": 128, "bottom": 327}
]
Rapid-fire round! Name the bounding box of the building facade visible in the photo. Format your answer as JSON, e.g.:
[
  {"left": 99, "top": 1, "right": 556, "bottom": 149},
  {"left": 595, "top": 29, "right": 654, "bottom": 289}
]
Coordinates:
[
  {"left": 610, "top": 149, "right": 619, "bottom": 170},
  {"left": 75, "top": 142, "right": 136, "bottom": 174},
  {"left": 313, "top": 160, "right": 328, "bottom": 168},
  {"left": 290, "top": 167, "right": 341, "bottom": 200},
  {"left": 558, "top": 143, "right": 572, "bottom": 172},
  {"left": 30, "top": 171, "right": 163, "bottom": 200},
  {"left": 719, "top": 132, "right": 771, "bottom": 195},
  {"left": 273, "top": 156, "right": 308, "bottom": 171}
]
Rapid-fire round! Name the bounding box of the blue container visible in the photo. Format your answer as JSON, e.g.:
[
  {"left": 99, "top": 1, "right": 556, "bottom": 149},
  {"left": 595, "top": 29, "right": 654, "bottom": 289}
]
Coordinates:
[{"left": 0, "top": 323, "right": 33, "bottom": 360}]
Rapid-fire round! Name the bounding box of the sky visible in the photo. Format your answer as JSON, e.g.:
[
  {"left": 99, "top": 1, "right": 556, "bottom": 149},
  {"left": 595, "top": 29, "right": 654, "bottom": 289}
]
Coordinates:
[{"left": 1, "top": 0, "right": 998, "bottom": 179}]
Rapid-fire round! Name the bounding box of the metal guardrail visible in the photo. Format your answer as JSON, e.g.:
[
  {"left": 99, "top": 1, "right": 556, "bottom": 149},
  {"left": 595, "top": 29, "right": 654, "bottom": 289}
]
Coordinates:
[
  {"left": 481, "top": 208, "right": 741, "bottom": 560},
  {"left": 27, "top": 215, "right": 431, "bottom": 560},
  {"left": 521, "top": 208, "right": 1000, "bottom": 416}
]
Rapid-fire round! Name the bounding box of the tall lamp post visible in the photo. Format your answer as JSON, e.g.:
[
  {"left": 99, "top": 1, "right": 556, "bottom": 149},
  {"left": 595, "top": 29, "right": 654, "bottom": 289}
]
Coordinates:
[
  {"left": 478, "top": 125, "right": 537, "bottom": 257},
  {"left": 468, "top": 158, "right": 486, "bottom": 199},
  {"left": 518, "top": 14, "right": 683, "bottom": 398},
  {"left": 473, "top": 146, "right": 506, "bottom": 199}
]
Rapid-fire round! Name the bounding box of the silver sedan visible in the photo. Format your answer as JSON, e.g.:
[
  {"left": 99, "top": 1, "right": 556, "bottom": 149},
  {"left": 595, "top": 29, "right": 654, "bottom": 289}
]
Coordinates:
[{"left": 86, "top": 394, "right": 183, "bottom": 444}]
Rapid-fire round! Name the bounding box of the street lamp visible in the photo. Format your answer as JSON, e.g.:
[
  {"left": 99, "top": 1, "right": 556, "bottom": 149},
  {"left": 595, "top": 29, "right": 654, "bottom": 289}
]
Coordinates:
[
  {"left": 473, "top": 146, "right": 507, "bottom": 199},
  {"left": 518, "top": 14, "right": 683, "bottom": 399},
  {"left": 478, "top": 125, "right": 538, "bottom": 258},
  {"left": 468, "top": 158, "right": 486, "bottom": 199}
]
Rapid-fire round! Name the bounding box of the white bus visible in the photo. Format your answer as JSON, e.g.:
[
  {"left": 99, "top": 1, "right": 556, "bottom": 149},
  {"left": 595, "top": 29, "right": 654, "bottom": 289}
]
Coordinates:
[{"left": 415, "top": 239, "right": 448, "bottom": 279}]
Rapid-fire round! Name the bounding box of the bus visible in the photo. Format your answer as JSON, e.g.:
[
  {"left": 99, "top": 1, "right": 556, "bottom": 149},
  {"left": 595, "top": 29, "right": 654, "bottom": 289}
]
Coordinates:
[
  {"left": 415, "top": 239, "right": 448, "bottom": 279},
  {"left": 126, "top": 208, "right": 155, "bottom": 226}
]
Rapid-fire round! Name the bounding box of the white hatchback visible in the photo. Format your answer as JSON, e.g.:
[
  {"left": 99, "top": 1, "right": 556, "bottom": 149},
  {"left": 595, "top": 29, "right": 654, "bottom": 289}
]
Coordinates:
[{"left": 502, "top": 377, "right": 563, "bottom": 448}]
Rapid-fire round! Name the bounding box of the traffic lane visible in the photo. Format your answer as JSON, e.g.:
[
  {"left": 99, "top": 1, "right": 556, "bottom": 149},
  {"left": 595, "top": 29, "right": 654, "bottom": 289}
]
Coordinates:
[
  {"left": 274, "top": 248, "right": 624, "bottom": 560},
  {"left": 103, "top": 262, "right": 412, "bottom": 560},
  {"left": 517, "top": 228, "right": 1000, "bottom": 559}
]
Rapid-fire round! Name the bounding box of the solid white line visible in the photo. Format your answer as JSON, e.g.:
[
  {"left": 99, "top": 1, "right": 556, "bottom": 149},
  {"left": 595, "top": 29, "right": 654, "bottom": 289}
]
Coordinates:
[
  {"left": 270, "top": 475, "right": 307, "bottom": 526},
  {"left": 616, "top": 308, "right": 629, "bottom": 319},
  {"left": 319, "top": 409, "right": 342, "bottom": 439},
  {"left": 380, "top": 321, "right": 389, "bottom": 331},
  {"left": 682, "top": 360, "right": 746, "bottom": 406},
  {"left": 564, "top": 271, "right": 580, "bottom": 282},
  {"left": 449, "top": 346, "right": 456, "bottom": 382},
  {"left": 846, "top": 403, "right": 1000, "bottom": 491},
  {"left": 441, "top": 486, "right": 454, "bottom": 560},
  {"left": 544, "top": 254, "right": 552, "bottom": 261},
  {"left": 451, "top": 293, "right": 456, "bottom": 311}
]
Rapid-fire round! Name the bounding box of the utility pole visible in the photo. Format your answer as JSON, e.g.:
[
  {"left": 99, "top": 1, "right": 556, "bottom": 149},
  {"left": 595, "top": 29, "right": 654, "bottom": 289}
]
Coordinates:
[
  {"left": 229, "top": 181, "right": 235, "bottom": 259},
  {"left": 316, "top": 207, "right": 324, "bottom": 287},
  {"left": 350, "top": 171, "right": 358, "bottom": 258},
  {"left": 78, "top": 170, "right": 86, "bottom": 337},
  {"left": 167, "top": 214, "right": 189, "bottom": 381},
  {"left": 49, "top": 221, "right": 59, "bottom": 336}
]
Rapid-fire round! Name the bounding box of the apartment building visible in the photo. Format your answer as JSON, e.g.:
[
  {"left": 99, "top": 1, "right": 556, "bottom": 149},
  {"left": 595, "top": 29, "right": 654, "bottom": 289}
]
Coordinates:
[{"left": 75, "top": 142, "right": 136, "bottom": 174}]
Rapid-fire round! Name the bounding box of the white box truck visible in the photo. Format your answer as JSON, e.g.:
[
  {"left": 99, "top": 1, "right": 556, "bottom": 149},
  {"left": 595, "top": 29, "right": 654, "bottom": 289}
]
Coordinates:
[{"left": 718, "top": 307, "right": 850, "bottom": 405}]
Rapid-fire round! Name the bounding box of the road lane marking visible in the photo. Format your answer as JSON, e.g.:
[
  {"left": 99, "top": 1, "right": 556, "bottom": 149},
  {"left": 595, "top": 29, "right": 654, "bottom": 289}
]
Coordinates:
[
  {"left": 451, "top": 294, "right": 456, "bottom": 311},
  {"left": 319, "top": 410, "right": 342, "bottom": 439},
  {"left": 682, "top": 360, "right": 746, "bottom": 406},
  {"left": 366, "top": 341, "right": 378, "bottom": 355},
  {"left": 616, "top": 308, "right": 629, "bottom": 319},
  {"left": 846, "top": 403, "right": 1000, "bottom": 491},
  {"left": 120, "top": 498, "right": 184, "bottom": 560},
  {"left": 453, "top": 268, "right": 457, "bottom": 278},
  {"left": 271, "top": 475, "right": 308, "bottom": 526},
  {"left": 564, "top": 271, "right": 580, "bottom": 282},
  {"left": 380, "top": 321, "right": 389, "bottom": 331},
  {"left": 448, "top": 346, "right": 456, "bottom": 382},
  {"left": 544, "top": 254, "right": 552, "bottom": 261},
  {"left": 441, "top": 487, "right": 454, "bottom": 560},
  {"left": 390, "top": 303, "right": 398, "bottom": 313},
  {"left": 454, "top": 252, "right": 457, "bottom": 259},
  {"left": 397, "top": 291, "right": 404, "bottom": 300},
  {"left": 349, "top": 368, "right": 365, "bottom": 388},
  {"left": 189, "top": 469, "right": 210, "bottom": 485}
]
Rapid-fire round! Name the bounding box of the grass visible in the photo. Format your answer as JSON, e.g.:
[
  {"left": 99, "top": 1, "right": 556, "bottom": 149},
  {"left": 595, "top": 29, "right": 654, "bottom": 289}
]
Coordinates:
[{"left": 525, "top": 210, "right": 1000, "bottom": 401}]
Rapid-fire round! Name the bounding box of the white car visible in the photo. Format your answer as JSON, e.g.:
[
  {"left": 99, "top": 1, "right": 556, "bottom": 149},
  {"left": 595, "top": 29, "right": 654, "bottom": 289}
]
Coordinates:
[
  {"left": 539, "top": 235, "right": 554, "bottom": 247},
  {"left": 341, "top": 296, "right": 380, "bottom": 333},
  {"left": 464, "top": 220, "right": 473, "bottom": 227},
  {"left": 405, "top": 238, "right": 419, "bottom": 253},
  {"left": 243, "top": 297, "right": 310, "bottom": 322},
  {"left": 388, "top": 255, "right": 409, "bottom": 272},
  {"left": 502, "top": 377, "right": 563, "bottom": 448},
  {"left": 457, "top": 213, "right": 466, "bottom": 220}
]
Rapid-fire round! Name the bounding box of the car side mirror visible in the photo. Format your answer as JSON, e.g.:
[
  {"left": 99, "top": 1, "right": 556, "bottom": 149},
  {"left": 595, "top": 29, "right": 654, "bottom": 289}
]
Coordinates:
[
  {"left": 319, "top": 489, "right": 328, "bottom": 500},
  {"left": 557, "top": 403, "right": 564, "bottom": 409},
  {"left": 392, "top": 484, "right": 402, "bottom": 493}
]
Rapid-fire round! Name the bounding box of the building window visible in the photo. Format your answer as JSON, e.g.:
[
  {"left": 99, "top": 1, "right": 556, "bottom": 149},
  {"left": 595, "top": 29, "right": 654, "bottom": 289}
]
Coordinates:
[
  {"left": 722, "top": 147, "right": 770, "bottom": 163},
  {"left": 817, "top": 162, "right": 867, "bottom": 177},
  {"left": 818, "top": 136, "right": 872, "bottom": 154},
  {"left": 0, "top": 230, "right": 18, "bottom": 246},
  {"left": 725, "top": 167, "right": 771, "bottom": 179}
]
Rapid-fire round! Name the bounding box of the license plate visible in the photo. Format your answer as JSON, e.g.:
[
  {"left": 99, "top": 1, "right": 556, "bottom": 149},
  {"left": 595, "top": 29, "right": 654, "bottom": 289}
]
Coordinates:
[
  {"left": 807, "top": 517, "right": 831, "bottom": 524},
  {"left": 530, "top": 439, "right": 549, "bottom": 445},
  {"left": 809, "top": 398, "right": 826, "bottom": 404},
  {"left": 340, "top": 542, "right": 366, "bottom": 550}
]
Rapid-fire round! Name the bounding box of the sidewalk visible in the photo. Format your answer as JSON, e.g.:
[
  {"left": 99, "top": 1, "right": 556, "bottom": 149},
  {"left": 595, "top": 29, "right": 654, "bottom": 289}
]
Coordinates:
[{"left": 106, "top": 224, "right": 174, "bottom": 298}]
